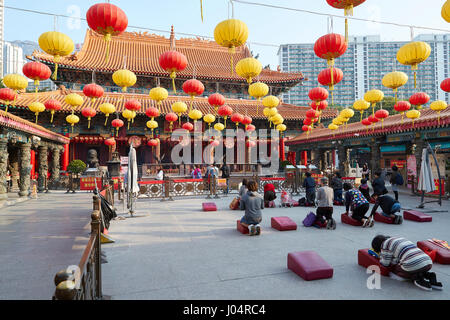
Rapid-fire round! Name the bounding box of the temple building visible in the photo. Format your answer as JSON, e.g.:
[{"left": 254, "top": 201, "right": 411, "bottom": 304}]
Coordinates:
[{"left": 4, "top": 27, "right": 337, "bottom": 169}]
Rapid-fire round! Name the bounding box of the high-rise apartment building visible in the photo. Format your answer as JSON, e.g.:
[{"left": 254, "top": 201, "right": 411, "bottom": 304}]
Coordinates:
[
  {"left": 3, "top": 41, "right": 25, "bottom": 76},
  {"left": 279, "top": 34, "right": 450, "bottom": 107},
  {"left": 0, "top": 0, "right": 4, "bottom": 77}
]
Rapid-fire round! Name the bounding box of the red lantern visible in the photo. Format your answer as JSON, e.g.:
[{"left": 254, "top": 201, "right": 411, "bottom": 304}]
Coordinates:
[
  {"left": 44, "top": 99, "right": 62, "bottom": 123},
  {"left": 105, "top": 137, "right": 116, "bottom": 146},
  {"left": 159, "top": 50, "right": 188, "bottom": 93},
  {"left": 218, "top": 105, "right": 233, "bottom": 127},
  {"left": 145, "top": 107, "right": 160, "bottom": 120},
  {"left": 230, "top": 113, "right": 244, "bottom": 128},
  {"left": 308, "top": 87, "right": 329, "bottom": 105},
  {"left": 375, "top": 109, "right": 389, "bottom": 128},
  {"left": 246, "top": 140, "right": 256, "bottom": 148},
  {"left": 246, "top": 124, "right": 256, "bottom": 132},
  {"left": 303, "top": 118, "right": 313, "bottom": 126},
  {"left": 362, "top": 118, "right": 372, "bottom": 126},
  {"left": 82, "top": 107, "right": 97, "bottom": 129},
  {"left": 208, "top": 93, "right": 226, "bottom": 113},
  {"left": 409, "top": 92, "right": 430, "bottom": 110},
  {"left": 318, "top": 68, "right": 343, "bottom": 105},
  {"left": 441, "top": 78, "right": 450, "bottom": 92},
  {"left": 165, "top": 112, "right": 178, "bottom": 131},
  {"left": 182, "top": 79, "right": 205, "bottom": 110},
  {"left": 305, "top": 109, "right": 318, "bottom": 119},
  {"left": 368, "top": 115, "right": 379, "bottom": 123},
  {"left": 147, "top": 139, "right": 159, "bottom": 147},
  {"left": 326, "top": 1, "right": 366, "bottom": 41},
  {"left": 311, "top": 101, "right": 328, "bottom": 111},
  {"left": 241, "top": 116, "right": 252, "bottom": 129},
  {"left": 86, "top": 3, "right": 128, "bottom": 62},
  {"left": 22, "top": 62, "right": 51, "bottom": 92},
  {"left": 124, "top": 99, "right": 141, "bottom": 112},
  {"left": 83, "top": 83, "right": 104, "bottom": 102},
  {"left": 0, "top": 88, "right": 17, "bottom": 113},
  {"left": 302, "top": 125, "right": 311, "bottom": 132},
  {"left": 314, "top": 34, "right": 348, "bottom": 67},
  {"left": 111, "top": 119, "right": 124, "bottom": 136},
  {"left": 182, "top": 122, "right": 194, "bottom": 132},
  {"left": 394, "top": 101, "right": 411, "bottom": 123}
]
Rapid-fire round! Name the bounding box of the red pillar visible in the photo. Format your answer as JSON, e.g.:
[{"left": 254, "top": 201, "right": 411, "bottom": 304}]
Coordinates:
[
  {"left": 302, "top": 151, "right": 308, "bottom": 166},
  {"left": 280, "top": 138, "right": 286, "bottom": 161},
  {"left": 30, "top": 149, "right": 36, "bottom": 179},
  {"left": 62, "top": 143, "right": 70, "bottom": 172}
]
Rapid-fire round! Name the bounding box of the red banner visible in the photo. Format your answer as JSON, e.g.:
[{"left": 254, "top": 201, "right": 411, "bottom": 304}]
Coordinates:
[{"left": 80, "top": 177, "right": 102, "bottom": 190}]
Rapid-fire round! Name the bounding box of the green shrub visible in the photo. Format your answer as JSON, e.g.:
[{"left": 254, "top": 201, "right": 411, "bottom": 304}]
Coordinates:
[{"left": 67, "top": 160, "right": 87, "bottom": 174}]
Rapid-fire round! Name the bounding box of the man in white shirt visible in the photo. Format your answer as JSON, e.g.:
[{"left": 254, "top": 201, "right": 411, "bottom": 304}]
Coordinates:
[{"left": 156, "top": 167, "right": 164, "bottom": 180}]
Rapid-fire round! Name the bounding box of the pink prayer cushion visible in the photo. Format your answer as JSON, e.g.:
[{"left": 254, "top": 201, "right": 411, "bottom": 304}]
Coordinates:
[
  {"left": 271, "top": 216, "right": 297, "bottom": 231},
  {"left": 287, "top": 251, "right": 333, "bottom": 281}
]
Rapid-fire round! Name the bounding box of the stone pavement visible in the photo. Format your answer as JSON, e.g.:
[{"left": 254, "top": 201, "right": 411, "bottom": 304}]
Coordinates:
[
  {"left": 102, "top": 191, "right": 450, "bottom": 300},
  {"left": 0, "top": 191, "right": 93, "bottom": 300}
]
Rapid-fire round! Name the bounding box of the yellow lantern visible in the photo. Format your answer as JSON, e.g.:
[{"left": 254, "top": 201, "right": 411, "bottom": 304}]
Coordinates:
[
  {"left": 149, "top": 87, "right": 168, "bottom": 111},
  {"left": 442, "top": 0, "right": 450, "bottom": 22},
  {"left": 267, "top": 108, "right": 278, "bottom": 117},
  {"left": 249, "top": 82, "right": 269, "bottom": 116},
  {"left": 276, "top": 124, "right": 287, "bottom": 132},
  {"left": 38, "top": 31, "right": 74, "bottom": 80},
  {"left": 262, "top": 95, "right": 280, "bottom": 109},
  {"left": 146, "top": 120, "right": 158, "bottom": 137},
  {"left": 214, "top": 123, "right": 225, "bottom": 132},
  {"left": 203, "top": 113, "right": 216, "bottom": 128},
  {"left": 364, "top": 89, "right": 385, "bottom": 117},
  {"left": 28, "top": 102, "right": 45, "bottom": 124},
  {"left": 65, "top": 93, "right": 83, "bottom": 111},
  {"left": 214, "top": 19, "right": 249, "bottom": 75},
  {"left": 3, "top": 74, "right": 28, "bottom": 91},
  {"left": 353, "top": 99, "right": 370, "bottom": 121},
  {"left": 235, "top": 58, "right": 262, "bottom": 84},
  {"left": 99, "top": 103, "right": 116, "bottom": 126},
  {"left": 188, "top": 109, "right": 203, "bottom": 123},
  {"left": 397, "top": 42, "right": 431, "bottom": 89},
  {"left": 122, "top": 109, "right": 135, "bottom": 129},
  {"left": 332, "top": 118, "right": 343, "bottom": 126},
  {"left": 382, "top": 72, "right": 408, "bottom": 103},
  {"left": 406, "top": 109, "right": 420, "bottom": 128},
  {"left": 340, "top": 108, "right": 354, "bottom": 119},
  {"left": 171, "top": 101, "right": 188, "bottom": 125},
  {"left": 66, "top": 114, "right": 79, "bottom": 133},
  {"left": 273, "top": 116, "right": 284, "bottom": 126},
  {"left": 430, "top": 100, "right": 448, "bottom": 124},
  {"left": 328, "top": 124, "right": 338, "bottom": 131},
  {"left": 112, "top": 69, "right": 137, "bottom": 92}
]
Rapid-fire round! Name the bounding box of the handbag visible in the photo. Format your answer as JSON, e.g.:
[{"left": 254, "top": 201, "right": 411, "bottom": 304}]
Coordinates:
[
  {"left": 302, "top": 212, "right": 317, "bottom": 227},
  {"left": 230, "top": 197, "right": 240, "bottom": 210}
]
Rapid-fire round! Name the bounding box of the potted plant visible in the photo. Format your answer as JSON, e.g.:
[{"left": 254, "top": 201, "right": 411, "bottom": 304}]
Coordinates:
[
  {"left": 67, "top": 160, "right": 86, "bottom": 192},
  {"left": 279, "top": 160, "right": 291, "bottom": 172}
]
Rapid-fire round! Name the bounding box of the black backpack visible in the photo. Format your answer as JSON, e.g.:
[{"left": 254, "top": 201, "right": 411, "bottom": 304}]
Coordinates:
[{"left": 395, "top": 173, "right": 404, "bottom": 186}]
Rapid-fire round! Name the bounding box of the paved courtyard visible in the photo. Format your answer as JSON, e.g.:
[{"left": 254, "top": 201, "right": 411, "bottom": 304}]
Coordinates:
[{"left": 102, "top": 190, "right": 450, "bottom": 300}]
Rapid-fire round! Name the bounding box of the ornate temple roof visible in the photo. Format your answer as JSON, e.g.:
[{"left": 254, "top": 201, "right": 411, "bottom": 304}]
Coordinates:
[
  {"left": 286, "top": 108, "right": 450, "bottom": 146},
  {"left": 31, "top": 28, "right": 304, "bottom": 85},
  {"left": 11, "top": 90, "right": 337, "bottom": 121},
  {"left": 0, "top": 110, "right": 70, "bottom": 144}
]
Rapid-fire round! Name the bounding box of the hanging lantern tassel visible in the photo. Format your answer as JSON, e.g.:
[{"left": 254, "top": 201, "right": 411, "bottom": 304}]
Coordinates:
[
  {"left": 34, "top": 80, "right": 39, "bottom": 93},
  {"left": 318, "top": 109, "right": 323, "bottom": 124},
  {"left": 438, "top": 111, "right": 441, "bottom": 125},
  {"left": 360, "top": 111, "right": 363, "bottom": 122},
  {"left": 401, "top": 113, "right": 404, "bottom": 124},
  {"left": 127, "top": 120, "right": 131, "bottom": 130},
  {"left": 87, "top": 117, "right": 91, "bottom": 129},
  {"left": 224, "top": 116, "right": 227, "bottom": 127},
  {"left": 104, "top": 115, "right": 109, "bottom": 126},
  {"left": 344, "top": 5, "right": 354, "bottom": 43},
  {"left": 104, "top": 33, "right": 112, "bottom": 63},
  {"left": 330, "top": 65, "right": 334, "bottom": 106},
  {"left": 229, "top": 47, "right": 235, "bottom": 76},
  {"left": 170, "top": 72, "right": 177, "bottom": 93},
  {"left": 412, "top": 64, "right": 418, "bottom": 89},
  {"left": 35, "top": 112, "right": 39, "bottom": 124},
  {"left": 394, "top": 89, "right": 398, "bottom": 104},
  {"left": 50, "top": 110, "right": 55, "bottom": 123},
  {"left": 200, "top": 0, "right": 203, "bottom": 22},
  {"left": 51, "top": 55, "right": 60, "bottom": 80}
]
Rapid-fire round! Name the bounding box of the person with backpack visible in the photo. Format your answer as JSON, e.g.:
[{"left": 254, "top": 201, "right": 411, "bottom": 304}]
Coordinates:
[
  {"left": 390, "top": 165, "right": 403, "bottom": 201},
  {"left": 302, "top": 172, "right": 316, "bottom": 206},
  {"left": 191, "top": 165, "right": 202, "bottom": 179}
]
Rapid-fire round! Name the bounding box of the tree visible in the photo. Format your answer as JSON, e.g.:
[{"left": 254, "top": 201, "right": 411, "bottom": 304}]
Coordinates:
[{"left": 67, "top": 160, "right": 87, "bottom": 175}]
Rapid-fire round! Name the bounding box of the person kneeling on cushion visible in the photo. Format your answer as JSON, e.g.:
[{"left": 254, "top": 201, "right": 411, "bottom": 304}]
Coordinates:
[
  {"left": 371, "top": 235, "right": 443, "bottom": 291},
  {"left": 264, "top": 183, "right": 277, "bottom": 208},
  {"left": 239, "top": 180, "right": 264, "bottom": 236},
  {"left": 344, "top": 182, "right": 372, "bottom": 227},
  {"left": 371, "top": 192, "right": 403, "bottom": 224}
]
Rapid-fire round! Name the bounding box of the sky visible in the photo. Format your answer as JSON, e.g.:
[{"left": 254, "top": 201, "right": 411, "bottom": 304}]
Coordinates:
[{"left": 3, "top": 0, "right": 450, "bottom": 69}]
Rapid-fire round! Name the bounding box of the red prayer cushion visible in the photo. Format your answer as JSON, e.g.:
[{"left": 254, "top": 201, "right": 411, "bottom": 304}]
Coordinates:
[
  {"left": 357, "top": 249, "right": 391, "bottom": 276},
  {"left": 373, "top": 211, "right": 395, "bottom": 224},
  {"left": 271, "top": 216, "right": 297, "bottom": 231},
  {"left": 417, "top": 240, "right": 450, "bottom": 265},
  {"left": 237, "top": 220, "right": 249, "bottom": 234},
  {"left": 403, "top": 210, "right": 432, "bottom": 222},
  {"left": 287, "top": 251, "right": 333, "bottom": 281},
  {"left": 341, "top": 213, "right": 363, "bottom": 226},
  {"left": 202, "top": 202, "right": 217, "bottom": 211}
]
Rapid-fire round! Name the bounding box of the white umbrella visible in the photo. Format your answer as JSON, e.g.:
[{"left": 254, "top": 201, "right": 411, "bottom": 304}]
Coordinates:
[
  {"left": 418, "top": 148, "right": 436, "bottom": 193},
  {"left": 127, "top": 143, "right": 139, "bottom": 214}
]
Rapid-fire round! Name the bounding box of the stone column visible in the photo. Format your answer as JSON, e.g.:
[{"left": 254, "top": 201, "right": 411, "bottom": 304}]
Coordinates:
[
  {"left": 18, "top": 143, "right": 32, "bottom": 197},
  {"left": 337, "top": 145, "right": 349, "bottom": 176},
  {"left": 38, "top": 145, "right": 49, "bottom": 192},
  {"left": 369, "top": 140, "right": 381, "bottom": 179},
  {"left": 0, "top": 139, "right": 8, "bottom": 200},
  {"left": 50, "top": 146, "right": 62, "bottom": 188}
]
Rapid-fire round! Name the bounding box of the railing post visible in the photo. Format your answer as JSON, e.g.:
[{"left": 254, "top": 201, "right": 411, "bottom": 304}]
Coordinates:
[{"left": 91, "top": 205, "right": 102, "bottom": 300}]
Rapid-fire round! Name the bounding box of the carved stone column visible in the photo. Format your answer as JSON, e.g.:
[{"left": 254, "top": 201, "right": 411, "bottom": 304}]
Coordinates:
[
  {"left": 0, "top": 139, "right": 8, "bottom": 200},
  {"left": 18, "top": 143, "right": 32, "bottom": 197},
  {"left": 369, "top": 140, "right": 381, "bottom": 179},
  {"left": 337, "top": 144, "right": 349, "bottom": 176},
  {"left": 50, "top": 146, "right": 62, "bottom": 189},
  {"left": 38, "top": 145, "right": 49, "bottom": 192}
]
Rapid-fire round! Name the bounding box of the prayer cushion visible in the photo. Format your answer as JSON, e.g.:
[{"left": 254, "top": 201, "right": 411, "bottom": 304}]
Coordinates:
[
  {"left": 202, "top": 202, "right": 217, "bottom": 211},
  {"left": 341, "top": 213, "right": 363, "bottom": 226},
  {"left": 417, "top": 240, "right": 450, "bottom": 265},
  {"left": 373, "top": 211, "right": 395, "bottom": 224},
  {"left": 403, "top": 210, "right": 432, "bottom": 222},
  {"left": 287, "top": 251, "right": 333, "bottom": 281},
  {"left": 357, "top": 248, "right": 391, "bottom": 276},
  {"left": 271, "top": 216, "right": 297, "bottom": 231},
  {"left": 237, "top": 220, "right": 249, "bottom": 234}
]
